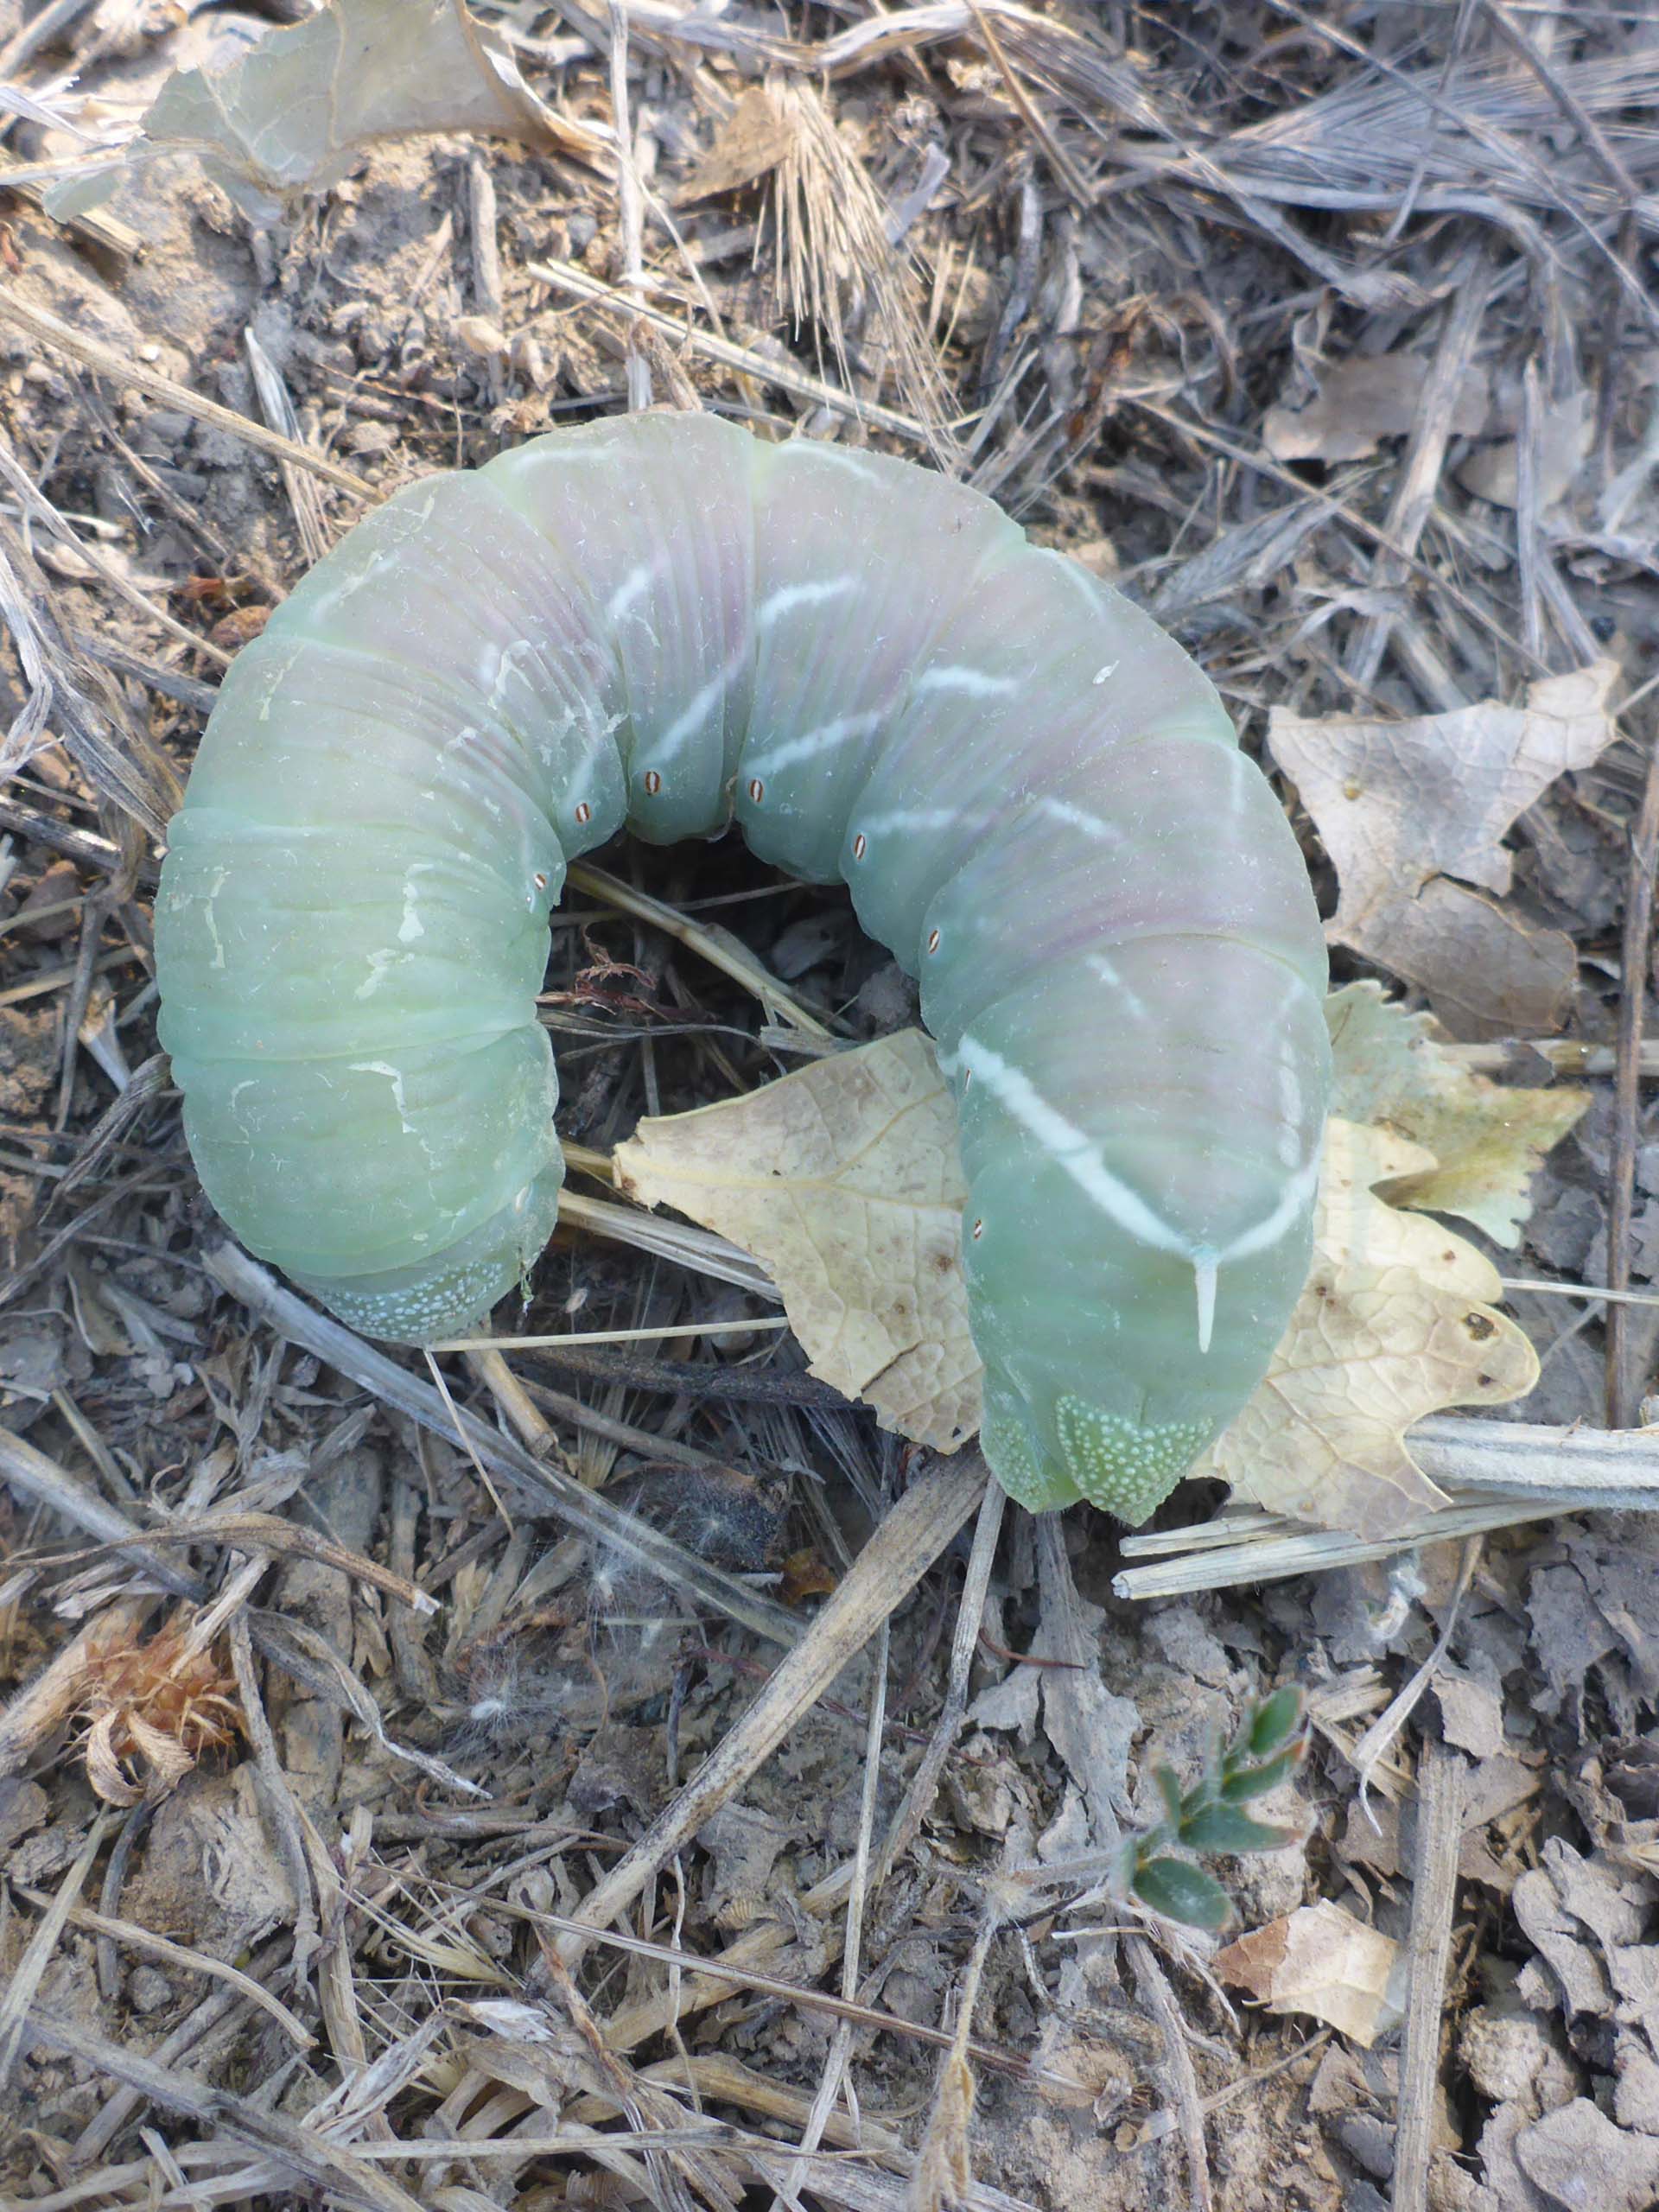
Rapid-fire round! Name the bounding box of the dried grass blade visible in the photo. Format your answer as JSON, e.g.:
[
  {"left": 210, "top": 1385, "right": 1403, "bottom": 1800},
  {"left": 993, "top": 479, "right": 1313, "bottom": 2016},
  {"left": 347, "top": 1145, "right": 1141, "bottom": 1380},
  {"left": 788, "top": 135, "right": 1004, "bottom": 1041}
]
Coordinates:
[
  {"left": 552, "top": 1455, "right": 989, "bottom": 1962},
  {"left": 205, "top": 1242, "right": 802, "bottom": 1648}
]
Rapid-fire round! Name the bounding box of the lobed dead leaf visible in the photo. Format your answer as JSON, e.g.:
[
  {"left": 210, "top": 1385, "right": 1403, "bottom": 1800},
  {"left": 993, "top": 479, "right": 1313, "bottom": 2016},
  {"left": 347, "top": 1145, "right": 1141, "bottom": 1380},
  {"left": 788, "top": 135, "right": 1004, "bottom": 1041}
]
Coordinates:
[
  {"left": 614, "top": 1030, "right": 982, "bottom": 1454},
  {"left": 1269, "top": 661, "right": 1623, "bottom": 1038},
  {"left": 1459, "top": 385, "right": 1594, "bottom": 512},
  {"left": 46, "top": 0, "right": 605, "bottom": 226},
  {"left": 614, "top": 995, "right": 1576, "bottom": 1529},
  {"left": 1195, "top": 1119, "right": 1539, "bottom": 1540},
  {"left": 1325, "top": 982, "right": 1589, "bottom": 1247}
]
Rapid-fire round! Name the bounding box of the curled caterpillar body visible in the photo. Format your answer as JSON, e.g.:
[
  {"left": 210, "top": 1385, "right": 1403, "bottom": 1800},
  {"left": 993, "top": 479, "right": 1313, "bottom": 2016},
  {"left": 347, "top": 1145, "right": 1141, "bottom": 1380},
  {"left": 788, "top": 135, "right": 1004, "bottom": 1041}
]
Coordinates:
[{"left": 156, "top": 413, "right": 1330, "bottom": 1521}]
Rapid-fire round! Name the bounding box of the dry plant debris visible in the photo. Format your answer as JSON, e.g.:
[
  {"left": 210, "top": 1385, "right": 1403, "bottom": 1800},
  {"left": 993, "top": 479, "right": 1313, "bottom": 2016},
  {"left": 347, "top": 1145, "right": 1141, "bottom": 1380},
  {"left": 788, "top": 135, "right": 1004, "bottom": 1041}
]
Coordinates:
[
  {"left": 68, "top": 1611, "right": 242, "bottom": 1808},
  {"left": 1263, "top": 353, "right": 1493, "bottom": 466},
  {"left": 675, "top": 84, "right": 795, "bottom": 206},
  {"left": 2, "top": 0, "right": 1659, "bottom": 2209}
]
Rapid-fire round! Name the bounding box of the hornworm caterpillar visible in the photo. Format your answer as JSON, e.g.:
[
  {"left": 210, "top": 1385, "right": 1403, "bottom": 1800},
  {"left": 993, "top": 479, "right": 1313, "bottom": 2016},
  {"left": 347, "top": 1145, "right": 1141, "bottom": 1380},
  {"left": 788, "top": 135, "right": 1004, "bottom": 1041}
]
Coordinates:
[{"left": 156, "top": 413, "right": 1330, "bottom": 1521}]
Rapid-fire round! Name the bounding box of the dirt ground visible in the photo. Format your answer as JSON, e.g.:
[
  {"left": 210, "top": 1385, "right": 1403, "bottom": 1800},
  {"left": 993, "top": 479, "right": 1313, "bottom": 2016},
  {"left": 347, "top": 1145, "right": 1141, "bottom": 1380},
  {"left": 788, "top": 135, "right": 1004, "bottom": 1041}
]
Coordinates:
[{"left": 3, "top": 3, "right": 1659, "bottom": 2209}]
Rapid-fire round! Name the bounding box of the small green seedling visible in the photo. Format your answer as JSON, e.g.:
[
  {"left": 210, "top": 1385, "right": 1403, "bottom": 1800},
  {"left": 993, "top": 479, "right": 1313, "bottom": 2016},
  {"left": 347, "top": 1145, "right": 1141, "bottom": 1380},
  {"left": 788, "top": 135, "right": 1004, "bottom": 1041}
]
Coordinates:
[{"left": 1120, "top": 1685, "right": 1307, "bottom": 1932}]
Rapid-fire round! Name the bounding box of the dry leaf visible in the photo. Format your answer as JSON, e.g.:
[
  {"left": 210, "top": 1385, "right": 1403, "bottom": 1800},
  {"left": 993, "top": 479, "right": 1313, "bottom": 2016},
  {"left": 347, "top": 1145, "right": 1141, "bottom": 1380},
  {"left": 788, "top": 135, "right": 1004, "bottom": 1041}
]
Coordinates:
[
  {"left": 675, "top": 86, "right": 795, "bottom": 202},
  {"left": 1263, "top": 353, "right": 1490, "bottom": 462},
  {"left": 1326, "top": 982, "right": 1589, "bottom": 1245},
  {"left": 454, "top": 314, "right": 507, "bottom": 357},
  {"left": 614, "top": 1010, "right": 1560, "bottom": 1522},
  {"left": 1195, "top": 1119, "right": 1539, "bottom": 1538},
  {"left": 613, "top": 1030, "right": 981, "bottom": 1452},
  {"left": 1343, "top": 880, "right": 1576, "bottom": 1039},
  {"left": 1459, "top": 385, "right": 1593, "bottom": 511},
  {"left": 779, "top": 1548, "right": 838, "bottom": 1605},
  {"left": 1216, "top": 1899, "right": 1408, "bottom": 2047},
  {"left": 123, "top": 1711, "right": 199, "bottom": 1799},
  {"left": 47, "top": 0, "right": 604, "bottom": 226},
  {"left": 1269, "top": 661, "right": 1623, "bottom": 1038}
]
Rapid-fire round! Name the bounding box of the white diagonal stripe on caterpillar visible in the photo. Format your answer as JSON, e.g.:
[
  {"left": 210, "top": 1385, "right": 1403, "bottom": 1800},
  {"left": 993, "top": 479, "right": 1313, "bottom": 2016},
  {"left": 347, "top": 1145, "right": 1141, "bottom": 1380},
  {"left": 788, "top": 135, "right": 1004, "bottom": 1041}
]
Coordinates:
[
  {"left": 912, "top": 665, "right": 1020, "bottom": 699},
  {"left": 354, "top": 948, "right": 408, "bottom": 1001},
  {"left": 645, "top": 638, "right": 754, "bottom": 769},
  {"left": 744, "top": 711, "right": 886, "bottom": 779},
  {"left": 1213, "top": 1153, "right": 1324, "bottom": 1263},
  {"left": 605, "top": 560, "right": 663, "bottom": 626},
  {"left": 1035, "top": 797, "right": 1124, "bottom": 842},
  {"left": 754, "top": 577, "right": 859, "bottom": 631},
  {"left": 399, "top": 864, "right": 435, "bottom": 944},
  {"left": 855, "top": 805, "right": 984, "bottom": 837},
  {"left": 951, "top": 1033, "right": 1192, "bottom": 1257},
  {"left": 952, "top": 1035, "right": 1309, "bottom": 1333},
  {"left": 1086, "top": 953, "right": 1149, "bottom": 1022}
]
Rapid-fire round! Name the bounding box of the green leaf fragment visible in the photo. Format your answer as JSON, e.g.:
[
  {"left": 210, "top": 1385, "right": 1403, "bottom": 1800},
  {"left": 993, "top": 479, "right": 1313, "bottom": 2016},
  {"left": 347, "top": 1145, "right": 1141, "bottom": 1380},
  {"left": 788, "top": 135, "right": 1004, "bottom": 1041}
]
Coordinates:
[
  {"left": 1247, "top": 1686, "right": 1304, "bottom": 1759},
  {"left": 1222, "top": 1744, "right": 1303, "bottom": 1802},
  {"left": 1132, "top": 1857, "right": 1233, "bottom": 1930},
  {"left": 1179, "top": 1803, "right": 1295, "bottom": 1854},
  {"left": 1154, "top": 1765, "right": 1185, "bottom": 1826}
]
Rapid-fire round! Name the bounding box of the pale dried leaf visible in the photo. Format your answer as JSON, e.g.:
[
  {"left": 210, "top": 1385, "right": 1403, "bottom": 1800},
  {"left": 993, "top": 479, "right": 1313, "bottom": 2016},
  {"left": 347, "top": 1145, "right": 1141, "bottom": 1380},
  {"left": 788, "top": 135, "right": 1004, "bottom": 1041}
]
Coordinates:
[
  {"left": 1274, "top": 661, "right": 1623, "bottom": 915},
  {"left": 1216, "top": 1898, "right": 1408, "bottom": 2046},
  {"left": 1343, "top": 880, "right": 1578, "bottom": 1040},
  {"left": 675, "top": 86, "right": 796, "bottom": 202},
  {"left": 1198, "top": 1119, "right": 1539, "bottom": 1538},
  {"left": 1263, "top": 353, "right": 1490, "bottom": 462},
  {"left": 1269, "top": 662, "right": 1622, "bottom": 1036},
  {"left": 1327, "top": 982, "right": 1589, "bottom": 1246},
  {"left": 1460, "top": 386, "right": 1594, "bottom": 511},
  {"left": 613, "top": 1030, "right": 981, "bottom": 1452},
  {"left": 47, "top": 0, "right": 604, "bottom": 225},
  {"left": 454, "top": 314, "right": 506, "bottom": 357}
]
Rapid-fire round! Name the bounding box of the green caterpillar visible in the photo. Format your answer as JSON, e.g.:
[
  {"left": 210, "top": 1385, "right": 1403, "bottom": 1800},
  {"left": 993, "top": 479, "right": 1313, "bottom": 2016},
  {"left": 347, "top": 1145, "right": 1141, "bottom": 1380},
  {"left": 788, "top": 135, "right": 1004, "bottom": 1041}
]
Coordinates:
[{"left": 156, "top": 412, "right": 1330, "bottom": 1519}]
